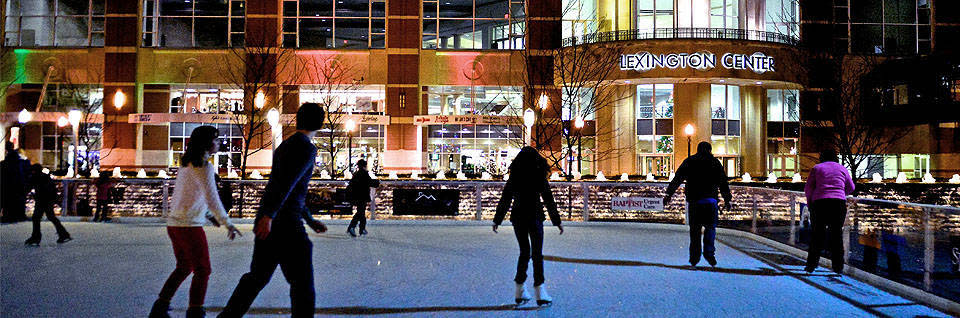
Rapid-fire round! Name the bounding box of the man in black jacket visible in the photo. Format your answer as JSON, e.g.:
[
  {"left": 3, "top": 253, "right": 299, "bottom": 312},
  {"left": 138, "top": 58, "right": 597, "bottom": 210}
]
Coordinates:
[
  {"left": 347, "top": 159, "right": 378, "bottom": 237},
  {"left": 219, "top": 103, "right": 328, "bottom": 318},
  {"left": 24, "top": 164, "right": 71, "bottom": 245},
  {"left": 664, "top": 142, "right": 733, "bottom": 267}
]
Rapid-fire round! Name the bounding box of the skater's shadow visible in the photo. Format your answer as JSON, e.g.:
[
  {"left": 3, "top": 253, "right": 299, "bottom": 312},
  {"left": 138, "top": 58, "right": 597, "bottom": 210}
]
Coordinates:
[
  {"left": 205, "top": 304, "right": 526, "bottom": 315},
  {"left": 543, "top": 255, "right": 814, "bottom": 277}
]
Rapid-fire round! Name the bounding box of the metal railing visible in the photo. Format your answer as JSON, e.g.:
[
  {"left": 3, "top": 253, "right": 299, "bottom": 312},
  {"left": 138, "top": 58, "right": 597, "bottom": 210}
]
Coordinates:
[
  {"left": 36, "top": 178, "right": 960, "bottom": 302},
  {"left": 561, "top": 27, "right": 800, "bottom": 47}
]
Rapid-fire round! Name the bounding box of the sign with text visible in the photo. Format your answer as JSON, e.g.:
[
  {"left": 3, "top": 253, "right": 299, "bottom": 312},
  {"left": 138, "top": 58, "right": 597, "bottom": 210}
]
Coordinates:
[
  {"left": 393, "top": 189, "right": 460, "bottom": 216},
  {"left": 413, "top": 115, "right": 515, "bottom": 126},
  {"left": 611, "top": 197, "right": 664, "bottom": 211},
  {"left": 620, "top": 51, "right": 775, "bottom": 74}
]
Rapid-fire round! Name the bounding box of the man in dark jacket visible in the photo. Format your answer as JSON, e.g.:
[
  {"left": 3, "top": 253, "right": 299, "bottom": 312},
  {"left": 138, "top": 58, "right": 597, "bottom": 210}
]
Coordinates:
[
  {"left": 664, "top": 141, "right": 732, "bottom": 267},
  {"left": 1, "top": 142, "right": 30, "bottom": 223},
  {"left": 219, "top": 103, "right": 328, "bottom": 318},
  {"left": 347, "top": 159, "right": 378, "bottom": 237},
  {"left": 25, "top": 164, "right": 71, "bottom": 245}
]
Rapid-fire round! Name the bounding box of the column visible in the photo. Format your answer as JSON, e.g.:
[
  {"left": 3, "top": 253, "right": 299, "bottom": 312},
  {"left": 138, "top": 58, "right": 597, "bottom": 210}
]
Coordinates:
[
  {"left": 740, "top": 86, "right": 767, "bottom": 177},
  {"left": 596, "top": 85, "right": 636, "bottom": 175},
  {"left": 382, "top": 0, "right": 422, "bottom": 173},
  {"left": 101, "top": 0, "right": 140, "bottom": 170},
  {"left": 672, "top": 83, "right": 712, "bottom": 169},
  {"left": 138, "top": 84, "right": 171, "bottom": 168}
]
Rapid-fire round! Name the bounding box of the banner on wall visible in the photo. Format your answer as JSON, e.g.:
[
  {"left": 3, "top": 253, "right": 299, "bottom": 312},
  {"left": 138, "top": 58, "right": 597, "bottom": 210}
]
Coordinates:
[
  {"left": 611, "top": 196, "right": 664, "bottom": 211},
  {"left": 128, "top": 113, "right": 236, "bottom": 124},
  {"left": 393, "top": 189, "right": 460, "bottom": 215},
  {"left": 413, "top": 115, "right": 516, "bottom": 126}
]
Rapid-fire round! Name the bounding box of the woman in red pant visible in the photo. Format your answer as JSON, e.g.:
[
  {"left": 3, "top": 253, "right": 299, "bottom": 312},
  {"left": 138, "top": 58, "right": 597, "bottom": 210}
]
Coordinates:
[{"left": 150, "top": 126, "right": 241, "bottom": 318}]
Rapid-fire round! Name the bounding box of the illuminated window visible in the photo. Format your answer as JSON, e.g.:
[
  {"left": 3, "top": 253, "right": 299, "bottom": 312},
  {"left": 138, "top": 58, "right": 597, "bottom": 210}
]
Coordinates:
[
  {"left": 423, "top": 0, "right": 525, "bottom": 50},
  {"left": 710, "top": 84, "right": 740, "bottom": 155},
  {"left": 4, "top": 0, "right": 105, "bottom": 46},
  {"left": 766, "top": 89, "right": 799, "bottom": 177},
  {"left": 281, "top": 0, "right": 385, "bottom": 49},
  {"left": 637, "top": 0, "right": 674, "bottom": 32},
  {"left": 765, "top": 0, "right": 797, "bottom": 38},
  {"left": 426, "top": 86, "right": 523, "bottom": 116},
  {"left": 562, "top": 0, "right": 597, "bottom": 40},
  {"left": 169, "top": 85, "right": 244, "bottom": 114},
  {"left": 142, "top": 0, "right": 245, "bottom": 47},
  {"left": 168, "top": 123, "right": 243, "bottom": 170},
  {"left": 710, "top": 0, "right": 738, "bottom": 29}
]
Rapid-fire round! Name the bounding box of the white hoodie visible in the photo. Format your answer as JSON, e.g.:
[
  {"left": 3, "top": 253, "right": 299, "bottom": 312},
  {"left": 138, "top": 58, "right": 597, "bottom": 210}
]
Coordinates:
[{"left": 167, "top": 163, "right": 232, "bottom": 227}]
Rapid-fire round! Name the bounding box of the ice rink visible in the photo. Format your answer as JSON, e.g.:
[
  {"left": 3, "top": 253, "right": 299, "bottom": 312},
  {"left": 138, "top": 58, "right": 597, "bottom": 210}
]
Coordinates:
[{"left": 0, "top": 220, "right": 949, "bottom": 317}]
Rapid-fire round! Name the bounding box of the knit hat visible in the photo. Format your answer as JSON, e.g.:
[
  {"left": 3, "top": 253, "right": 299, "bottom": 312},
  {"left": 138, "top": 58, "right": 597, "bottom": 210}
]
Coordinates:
[{"left": 296, "top": 103, "right": 325, "bottom": 131}]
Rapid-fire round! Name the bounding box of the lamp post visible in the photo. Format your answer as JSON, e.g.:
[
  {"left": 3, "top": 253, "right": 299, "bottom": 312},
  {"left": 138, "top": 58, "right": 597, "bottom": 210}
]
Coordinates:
[
  {"left": 574, "top": 116, "right": 585, "bottom": 176},
  {"left": 523, "top": 108, "right": 535, "bottom": 146},
  {"left": 345, "top": 118, "right": 357, "bottom": 172},
  {"left": 254, "top": 90, "right": 266, "bottom": 110},
  {"left": 112, "top": 90, "right": 126, "bottom": 168},
  {"left": 57, "top": 116, "right": 68, "bottom": 171},
  {"left": 683, "top": 123, "right": 695, "bottom": 157},
  {"left": 267, "top": 108, "right": 281, "bottom": 150},
  {"left": 68, "top": 110, "right": 82, "bottom": 176}
]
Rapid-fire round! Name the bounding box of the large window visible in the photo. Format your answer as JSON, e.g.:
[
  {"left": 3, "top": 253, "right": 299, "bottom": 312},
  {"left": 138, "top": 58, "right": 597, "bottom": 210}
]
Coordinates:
[
  {"left": 710, "top": 84, "right": 740, "bottom": 155},
  {"left": 426, "top": 86, "right": 522, "bottom": 116},
  {"left": 844, "top": 0, "right": 930, "bottom": 55},
  {"left": 422, "top": 0, "right": 525, "bottom": 50},
  {"left": 169, "top": 123, "right": 243, "bottom": 170},
  {"left": 142, "top": 0, "right": 245, "bottom": 47},
  {"left": 710, "top": 0, "right": 738, "bottom": 29},
  {"left": 562, "top": 0, "right": 597, "bottom": 40},
  {"left": 37, "top": 84, "right": 103, "bottom": 171},
  {"left": 767, "top": 89, "right": 799, "bottom": 177},
  {"left": 636, "top": 0, "right": 674, "bottom": 32},
  {"left": 427, "top": 124, "right": 522, "bottom": 174},
  {"left": 300, "top": 85, "right": 386, "bottom": 113},
  {"left": 4, "top": 0, "right": 105, "bottom": 46},
  {"left": 169, "top": 85, "right": 244, "bottom": 114},
  {"left": 281, "top": 0, "right": 385, "bottom": 49},
  {"left": 765, "top": 0, "right": 797, "bottom": 38},
  {"left": 636, "top": 84, "right": 674, "bottom": 176}
]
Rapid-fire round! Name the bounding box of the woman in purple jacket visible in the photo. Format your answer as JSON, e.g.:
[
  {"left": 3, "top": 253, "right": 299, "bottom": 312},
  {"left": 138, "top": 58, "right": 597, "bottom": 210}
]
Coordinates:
[{"left": 804, "top": 149, "right": 855, "bottom": 274}]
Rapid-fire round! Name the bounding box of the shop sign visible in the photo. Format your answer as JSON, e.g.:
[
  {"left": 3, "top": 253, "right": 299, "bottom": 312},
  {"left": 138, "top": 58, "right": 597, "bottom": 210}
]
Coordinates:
[
  {"left": 620, "top": 51, "right": 775, "bottom": 74},
  {"left": 611, "top": 196, "right": 663, "bottom": 211},
  {"left": 342, "top": 114, "right": 391, "bottom": 125},
  {"left": 414, "top": 115, "right": 514, "bottom": 126},
  {"left": 128, "top": 113, "right": 238, "bottom": 124}
]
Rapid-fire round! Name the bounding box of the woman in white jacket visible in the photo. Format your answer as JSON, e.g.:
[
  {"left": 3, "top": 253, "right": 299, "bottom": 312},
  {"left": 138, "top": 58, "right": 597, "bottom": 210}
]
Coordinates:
[{"left": 150, "top": 126, "right": 241, "bottom": 318}]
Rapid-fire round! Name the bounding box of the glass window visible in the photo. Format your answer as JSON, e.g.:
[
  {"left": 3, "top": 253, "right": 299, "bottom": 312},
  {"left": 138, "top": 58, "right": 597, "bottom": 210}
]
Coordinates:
[
  {"left": 845, "top": 0, "right": 926, "bottom": 54},
  {"left": 5, "top": 1, "right": 104, "bottom": 47},
  {"left": 169, "top": 85, "right": 244, "bottom": 114},
  {"left": 300, "top": 85, "right": 386, "bottom": 113},
  {"left": 709, "top": 84, "right": 740, "bottom": 155},
  {"left": 426, "top": 86, "right": 522, "bottom": 116},
  {"left": 765, "top": 0, "right": 798, "bottom": 38},
  {"left": 425, "top": 0, "right": 525, "bottom": 49},
  {"left": 710, "top": 0, "right": 738, "bottom": 29},
  {"left": 143, "top": 0, "right": 245, "bottom": 47},
  {"left": 636, "top": 84, "right": 674, "bottom": 156},
  {"left": 283, "top": 0, "right": 384, "bottom": 48}
]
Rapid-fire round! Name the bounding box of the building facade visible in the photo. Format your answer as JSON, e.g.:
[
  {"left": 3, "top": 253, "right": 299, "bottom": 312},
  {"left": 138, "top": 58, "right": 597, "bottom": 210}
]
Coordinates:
[{"left": 1, "top": 0, "right": 957, "bottom": 179}]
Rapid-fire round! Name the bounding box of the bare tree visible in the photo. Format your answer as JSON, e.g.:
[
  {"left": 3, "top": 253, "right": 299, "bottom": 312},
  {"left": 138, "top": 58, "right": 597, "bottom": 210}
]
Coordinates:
[
  {"left": 220, "top": 28, "right": 303, "bottom": 179},
  {"left": 297, "top": 54, "right": 364, "bottom": 176},
  {"left": 502, "top": 1, "right": 630, "bottom": 178}
]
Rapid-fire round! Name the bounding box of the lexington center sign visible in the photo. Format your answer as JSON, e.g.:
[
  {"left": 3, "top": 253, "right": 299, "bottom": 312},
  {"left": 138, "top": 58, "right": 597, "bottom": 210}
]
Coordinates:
[{"left": 620, "top": 51, "right": 775, "bottom": 74}]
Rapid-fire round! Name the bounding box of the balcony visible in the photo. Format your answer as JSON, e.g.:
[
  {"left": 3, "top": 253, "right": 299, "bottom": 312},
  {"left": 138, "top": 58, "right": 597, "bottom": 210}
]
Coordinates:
[{"left": 562, "top": 27, "right": 800, "bottom": 47}]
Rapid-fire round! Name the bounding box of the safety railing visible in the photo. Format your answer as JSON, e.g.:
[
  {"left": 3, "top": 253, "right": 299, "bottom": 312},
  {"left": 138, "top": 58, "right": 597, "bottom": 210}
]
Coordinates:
[
  {"left": 561, "top": 27, "right": 800, "bottom": 47},
  {"left": 35, "top": 178, "right": 960, "bottom": 301}
]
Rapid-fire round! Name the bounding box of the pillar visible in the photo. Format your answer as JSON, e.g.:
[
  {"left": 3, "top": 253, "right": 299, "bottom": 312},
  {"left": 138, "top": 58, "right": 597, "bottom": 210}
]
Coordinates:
[
  {"left": 740, "top": 86, "right": 767, "bottom": 177},
  {"left": 382, "top": 0, "right": 422, "bottom": 173},
  {"left": 596, "top": 85, "right": 636, "bottom": 175},
  {"left": 101, "top": 0, "right": 139, "bottom": 170},
  {"left": 672, "top": 83, "right": 712, "bottom": 169},
  {"left": 138, "top": 84, "right": 171, "bottom": 168}
]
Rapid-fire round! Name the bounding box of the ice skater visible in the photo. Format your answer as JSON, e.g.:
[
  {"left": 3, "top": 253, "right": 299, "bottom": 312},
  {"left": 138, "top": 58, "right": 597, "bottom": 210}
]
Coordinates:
[
  {"left": 24, "top": 164, "right": 71, "bottom": 245},
  {"left": 218, "top": 103, "right": 328, "bottom": 318},
  {"left": 803, "top": 148, "right": 855, "bottom": 274},
  {"left": 492, "top": 146, "right": 563, "bottom": 307},
  {"left": 346, "top": 159, "right": 379, "bottom": 237},
  {"left": 149, "top": 126, "right": 241, "bottom": 318},
  {"left": 92, "top": 173, "right": 116, "bottom": 222},
  {"left": 664, "top": 141, "right": 732, "bottom": 267}
]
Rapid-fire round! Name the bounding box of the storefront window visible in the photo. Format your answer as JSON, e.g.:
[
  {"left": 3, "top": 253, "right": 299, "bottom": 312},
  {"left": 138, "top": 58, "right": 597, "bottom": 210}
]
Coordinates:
[
  {"left": 143, "top": 0, "right": 245, "bottom": 47},
  {"left": 4, "top": 0, "right": 105, "bottom": 46},
  {"left": 36, "top": 84, "right": 103, "bottom": 170},
  {"left": 636, "top": 84, "right": 673, "bottom": 176},
  {"left": 427, "top": 124, "right": 522, "bottom": 174},
  {"left": 169, "top": 123, "right": 243, "bottom": 170},
  {"left": 300, "top": 85, "right": 386, "bottom": 113},
  {"left": 280, "top": 0, "right": 385, "bottom": 49},
  {"left": 315, "top": 123, "right": 386, "bottom": 174},
  {"left": 423, "top": 0, "right": 525, "bottom": 49},
  {"left": 426, "top": 86, "right": 522, "bottom": 116},
  {"left": 169, "top": 85, "right": 244, "bottom": 114},
  {"left": 766, "top": 89, "right": 799, "bottom": 177},
  {"left": 710, "top": 84, "right": 740, "bottom": 155}
]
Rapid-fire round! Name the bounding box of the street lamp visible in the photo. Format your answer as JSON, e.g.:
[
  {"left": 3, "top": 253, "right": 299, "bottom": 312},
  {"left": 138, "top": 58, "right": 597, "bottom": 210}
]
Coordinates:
[
  {"left": 574, "top": 116, "right": 585, "bottom": 175},
  {"left": 113, "top": 89, "right": 126, "bottom": 111},
  {"left": 17, "top": 109, "right": 32, "bottom": 124},
  {"left": 267, "top": 108, "right": 281, "bottom": 149},
  {"left": 683, "top": 123, "right": 695, "bottom": 157},
  {"left": 68, "top": 110, "right": 82, "bottom": 176},
  {"left": 57, "top": 116, "right": 68, "bottom": 171},
  {"left": 345, "top": 118, "right": 357, "bottom": 171},
  {"left": 538, "top": 94, "right": 549, "bottom": 110},
  {"left": 254, "top": 90, "right": 266, "bottom": 109},
  {"left": 523, "top": 108, "right": 535, "bottom": 146}
]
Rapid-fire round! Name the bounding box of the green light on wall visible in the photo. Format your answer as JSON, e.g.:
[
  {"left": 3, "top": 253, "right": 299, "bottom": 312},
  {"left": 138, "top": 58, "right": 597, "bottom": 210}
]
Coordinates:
[{"left": 13, "top": 49, "right": 30, "bottom": 84}]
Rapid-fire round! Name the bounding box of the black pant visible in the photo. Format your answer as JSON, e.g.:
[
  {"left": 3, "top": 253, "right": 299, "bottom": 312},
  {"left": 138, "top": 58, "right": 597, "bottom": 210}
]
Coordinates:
[
  {"left": 688, "top": 201, "right": 719, "bottom": 265},
  {"left": 348, "top": 202, "right": 368, "bottom": 232},
  {"left": 30, "top": 203, "right": 69, "bottom": 240},
  {"left": 513, "top": 220, "right": 545, "bottom": 286},
  {"left": 220, "top": 230, "right": 315, "bottom": 318},
  {"left": 94, "top": 200, "right": 109, "bottom": 221},
  {"left": 806, "top": 198, "right": 847, "bottom": 272}
]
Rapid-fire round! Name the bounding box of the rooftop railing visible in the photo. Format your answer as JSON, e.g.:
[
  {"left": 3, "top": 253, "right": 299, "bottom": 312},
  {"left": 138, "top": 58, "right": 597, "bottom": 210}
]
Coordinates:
[{"left": 561, "top": 27, "right": 800, "bottom": 47}]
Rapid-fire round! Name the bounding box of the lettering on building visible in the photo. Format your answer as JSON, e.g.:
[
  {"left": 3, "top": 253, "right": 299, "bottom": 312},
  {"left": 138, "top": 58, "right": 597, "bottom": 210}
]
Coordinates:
[{"left": 620, "top": 51, "right": 775, "bottom": 74}]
